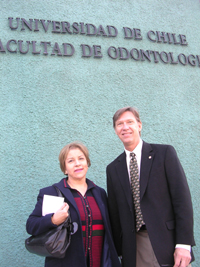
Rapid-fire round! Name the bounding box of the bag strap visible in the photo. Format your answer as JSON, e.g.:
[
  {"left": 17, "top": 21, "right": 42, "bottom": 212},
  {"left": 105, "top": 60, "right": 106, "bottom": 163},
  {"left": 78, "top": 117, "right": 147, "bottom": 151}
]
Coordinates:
[
  {"left": 53, "top": 185, "right": 63, "bottom": 197},
  {"left": 52, "top": 184, "right": 78, "bottom": 235},
  {"left": 52, "top": 185, "right": 71, "bottom": 218}
]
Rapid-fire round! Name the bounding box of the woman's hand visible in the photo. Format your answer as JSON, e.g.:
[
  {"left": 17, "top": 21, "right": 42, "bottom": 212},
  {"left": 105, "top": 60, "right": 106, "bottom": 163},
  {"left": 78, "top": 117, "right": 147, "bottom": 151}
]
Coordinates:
[{"left": 51, "top": 202, "right": 69, "bottom": 225}]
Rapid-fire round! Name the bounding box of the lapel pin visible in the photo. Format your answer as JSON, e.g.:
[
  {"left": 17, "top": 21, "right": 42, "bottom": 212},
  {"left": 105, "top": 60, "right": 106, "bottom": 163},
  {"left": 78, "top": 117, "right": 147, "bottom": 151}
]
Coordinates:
[{"left": 149, "top": 156, "right": 152, "bottom": 159}]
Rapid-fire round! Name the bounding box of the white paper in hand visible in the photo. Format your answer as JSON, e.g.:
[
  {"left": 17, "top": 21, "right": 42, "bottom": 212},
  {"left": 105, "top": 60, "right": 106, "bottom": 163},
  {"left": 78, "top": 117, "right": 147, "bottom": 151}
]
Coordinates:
[{"left": 42, "top": 194, "right": 64, "bottom": 216}]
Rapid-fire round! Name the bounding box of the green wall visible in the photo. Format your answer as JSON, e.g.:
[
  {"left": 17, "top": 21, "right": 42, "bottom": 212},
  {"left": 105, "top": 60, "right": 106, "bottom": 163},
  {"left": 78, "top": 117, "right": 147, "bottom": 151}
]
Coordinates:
[{"left": 0, "top": 0, "right": 199, "bottom": 266}]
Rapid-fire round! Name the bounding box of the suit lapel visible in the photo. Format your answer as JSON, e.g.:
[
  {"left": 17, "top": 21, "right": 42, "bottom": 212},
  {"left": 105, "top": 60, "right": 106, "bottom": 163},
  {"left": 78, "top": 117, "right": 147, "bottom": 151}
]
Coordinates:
[
  {"left": 115, "top": 152, "right": 133, "bottom": 211},
  {"left": 140, "top": 142, "right": 154, "bottom": 200},
  {"left": 92, "top": 188, "right": 107, "bottom": 224}
]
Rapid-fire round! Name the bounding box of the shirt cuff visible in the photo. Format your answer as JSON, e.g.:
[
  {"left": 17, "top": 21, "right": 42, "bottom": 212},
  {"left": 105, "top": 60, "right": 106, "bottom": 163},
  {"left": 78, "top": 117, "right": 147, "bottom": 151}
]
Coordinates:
[{"left": 175, "top": 244, "right": 191, "bottom": 252}]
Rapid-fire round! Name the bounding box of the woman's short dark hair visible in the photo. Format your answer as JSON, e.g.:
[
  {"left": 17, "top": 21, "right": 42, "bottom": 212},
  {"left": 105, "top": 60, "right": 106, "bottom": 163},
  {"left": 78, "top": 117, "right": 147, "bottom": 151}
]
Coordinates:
[{"left": 59, "top": 142, "right": 91, "bottom": 174}]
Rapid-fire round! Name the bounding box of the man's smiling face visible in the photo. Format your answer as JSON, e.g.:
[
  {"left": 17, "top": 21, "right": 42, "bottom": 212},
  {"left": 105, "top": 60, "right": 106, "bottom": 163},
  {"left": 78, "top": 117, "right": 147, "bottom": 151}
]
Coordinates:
[{"left": 114, "top": 111, "right": 142, "bottom": 151}]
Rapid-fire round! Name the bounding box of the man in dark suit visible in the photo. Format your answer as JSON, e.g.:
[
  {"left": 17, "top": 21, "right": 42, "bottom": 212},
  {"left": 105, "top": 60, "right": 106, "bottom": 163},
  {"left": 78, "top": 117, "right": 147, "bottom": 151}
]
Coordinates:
[{"left": 106, "top": 107, "right": 195, "bottom": 267}]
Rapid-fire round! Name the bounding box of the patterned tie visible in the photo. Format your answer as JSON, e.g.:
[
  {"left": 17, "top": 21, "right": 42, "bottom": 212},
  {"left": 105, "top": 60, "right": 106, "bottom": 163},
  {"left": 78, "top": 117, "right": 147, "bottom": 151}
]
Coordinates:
[{"left": 130, "top": 152, "right": 144, "bottom": 232}]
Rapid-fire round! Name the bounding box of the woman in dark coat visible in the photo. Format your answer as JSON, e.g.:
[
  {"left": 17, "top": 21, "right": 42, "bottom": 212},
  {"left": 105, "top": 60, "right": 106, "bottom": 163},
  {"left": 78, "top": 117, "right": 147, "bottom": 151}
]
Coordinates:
[{"left": 26, "top": 141, "right": 121, "bottom": 267}]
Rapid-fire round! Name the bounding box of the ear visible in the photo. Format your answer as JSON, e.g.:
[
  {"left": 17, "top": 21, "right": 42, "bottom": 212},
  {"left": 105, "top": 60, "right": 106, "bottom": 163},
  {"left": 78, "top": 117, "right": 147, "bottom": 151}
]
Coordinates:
[{"left": 138, "top": 121, "right": 142, "bottom": 132}]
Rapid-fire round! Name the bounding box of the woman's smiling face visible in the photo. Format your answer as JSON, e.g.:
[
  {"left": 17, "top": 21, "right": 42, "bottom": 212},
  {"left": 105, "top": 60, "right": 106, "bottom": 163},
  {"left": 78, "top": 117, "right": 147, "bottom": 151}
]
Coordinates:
[{"left": 64, "top": 148, "right": 88, "bottom": 181}]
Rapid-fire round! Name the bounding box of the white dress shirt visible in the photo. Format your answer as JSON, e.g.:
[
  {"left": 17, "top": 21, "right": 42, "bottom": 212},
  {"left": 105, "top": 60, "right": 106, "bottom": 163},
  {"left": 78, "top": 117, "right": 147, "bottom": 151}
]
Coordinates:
[{"left": 124, "top": 139, "right": 191, "bottom": 252}]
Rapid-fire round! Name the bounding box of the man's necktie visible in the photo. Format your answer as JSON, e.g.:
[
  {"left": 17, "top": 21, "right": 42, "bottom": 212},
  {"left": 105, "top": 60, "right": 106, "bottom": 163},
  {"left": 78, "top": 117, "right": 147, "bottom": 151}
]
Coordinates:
[{"left": 130, "top": 152, "right": 144, "bottom": 232}]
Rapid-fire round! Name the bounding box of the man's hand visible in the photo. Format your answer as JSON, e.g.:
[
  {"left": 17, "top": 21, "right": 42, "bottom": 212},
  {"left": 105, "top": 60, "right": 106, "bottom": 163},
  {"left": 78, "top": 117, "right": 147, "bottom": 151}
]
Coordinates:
[{"left": 173, "top": 248, "right": 191, "bottom": 267}]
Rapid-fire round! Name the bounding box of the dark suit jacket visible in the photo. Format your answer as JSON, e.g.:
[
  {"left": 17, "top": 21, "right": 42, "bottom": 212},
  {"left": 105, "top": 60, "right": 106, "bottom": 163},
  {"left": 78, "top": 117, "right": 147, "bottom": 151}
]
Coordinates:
[
  {"left": 106, "top": 141, "right": 195, "bottom": 267},
  {"left": 26, "top": 178, "right": 121, "bottom": 267}
]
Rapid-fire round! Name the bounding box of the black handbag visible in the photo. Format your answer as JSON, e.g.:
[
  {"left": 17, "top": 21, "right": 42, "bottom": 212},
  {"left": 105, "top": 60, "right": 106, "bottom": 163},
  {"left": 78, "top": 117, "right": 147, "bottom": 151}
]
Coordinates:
[{"left": 25, "top": 185, "right": 78, "bottom": 258}]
